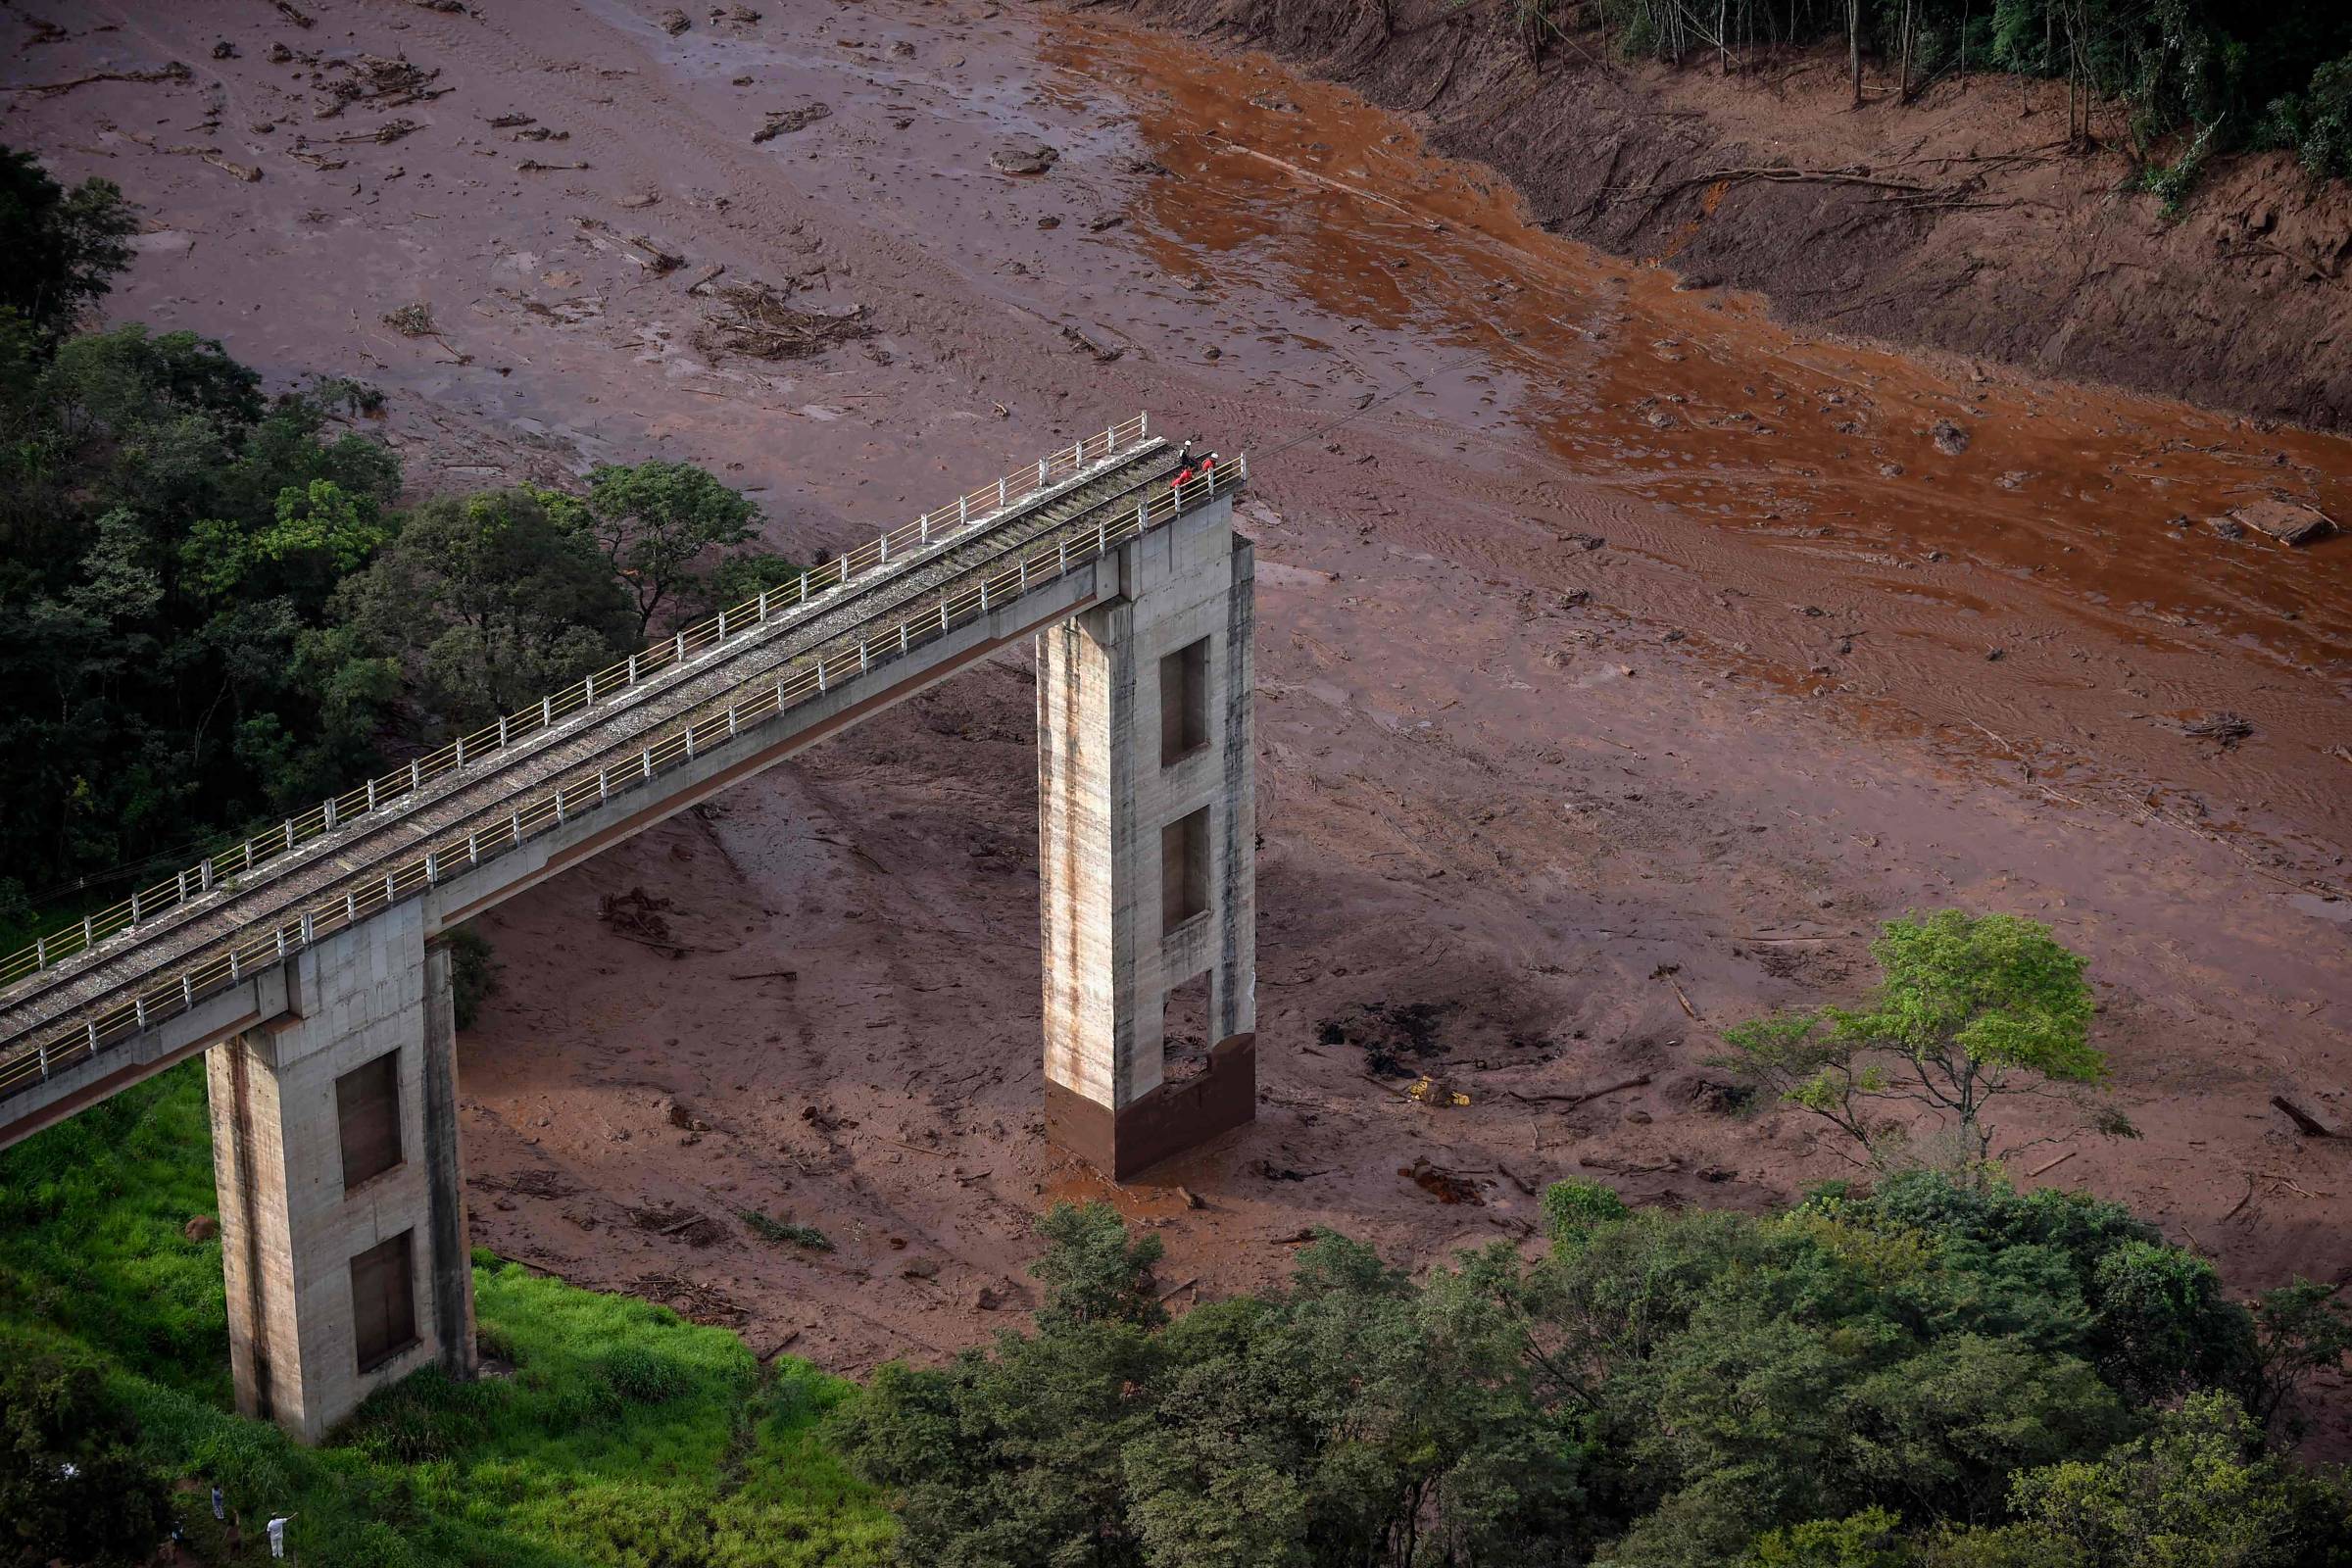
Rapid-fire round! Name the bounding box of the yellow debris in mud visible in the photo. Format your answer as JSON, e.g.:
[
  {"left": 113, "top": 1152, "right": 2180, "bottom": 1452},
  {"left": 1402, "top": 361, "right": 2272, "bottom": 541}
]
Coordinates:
[{"left": 1406, "top": 1076, "right": 1470, "bottom": 1107}]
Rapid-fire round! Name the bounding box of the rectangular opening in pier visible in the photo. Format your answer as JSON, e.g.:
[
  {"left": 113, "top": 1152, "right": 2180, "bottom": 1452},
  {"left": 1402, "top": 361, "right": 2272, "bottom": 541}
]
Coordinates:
[
  {"left": 1161, "top": 808, "right": 1209, "bottom": 935},
  {"left": 350, "top": 1230, "right": 417, "bottom": 1373},
  {"left": 1163, "top": 970, "right": 1211, "bottom": 1084},
  {"left": 1159, "top": 637, "right": 1209, "bottom": 766},
  {"left": 336, "top": 1051, "right": 404, "bottom": 1191}
]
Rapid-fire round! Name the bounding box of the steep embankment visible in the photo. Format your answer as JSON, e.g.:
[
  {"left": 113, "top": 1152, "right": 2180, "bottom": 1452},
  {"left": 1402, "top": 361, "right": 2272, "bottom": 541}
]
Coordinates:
[{"left": 1120, "top": 0, "right": 2352, "bottom": 431}]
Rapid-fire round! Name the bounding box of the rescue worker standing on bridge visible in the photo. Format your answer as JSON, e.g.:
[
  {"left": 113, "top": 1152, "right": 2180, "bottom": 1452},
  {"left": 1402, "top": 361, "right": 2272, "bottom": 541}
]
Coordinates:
[{"left": 1172, "top": 440, "right": 1193, "bottom": 495}]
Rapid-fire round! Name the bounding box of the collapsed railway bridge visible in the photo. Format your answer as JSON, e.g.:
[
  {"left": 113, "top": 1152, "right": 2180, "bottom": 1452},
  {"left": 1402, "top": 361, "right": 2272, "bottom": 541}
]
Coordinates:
[{"left": 0, "top": 417, "right": 1256, "bottom": 1440}]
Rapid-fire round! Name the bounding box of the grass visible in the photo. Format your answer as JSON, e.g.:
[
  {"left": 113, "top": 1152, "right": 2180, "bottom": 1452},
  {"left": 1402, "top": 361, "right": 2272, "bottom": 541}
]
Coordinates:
[{"left": 0, "top": 1062, "right": 896, "bottom": 1566}]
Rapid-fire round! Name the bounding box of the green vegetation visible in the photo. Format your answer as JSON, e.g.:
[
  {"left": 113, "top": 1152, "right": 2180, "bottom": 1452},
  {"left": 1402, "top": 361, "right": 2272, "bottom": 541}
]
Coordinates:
[
  {"left": 0, "top": 1063, "right": 894, "bottom": 1566},
  {"left": 743, "top": 1212, "right": 835, "bottom": 1251},
  {"left": 1718, "top": 910, "right": 2132, "bottom": 1174},
  {"left": 2, "top": 1056, "right": 2346, "bottom": 1566},
  {"left": 836, "top": 1193, "right": 2351, "bottom": 1567},
  {"left": 0, "top": 143, "right": 792, "bottom": 935},
  {"left": 1514, "top": 3, "right": 2352, "bottom": 188},
  {"left": 0, "top": 146, "right": 134, "bottom": 348}
]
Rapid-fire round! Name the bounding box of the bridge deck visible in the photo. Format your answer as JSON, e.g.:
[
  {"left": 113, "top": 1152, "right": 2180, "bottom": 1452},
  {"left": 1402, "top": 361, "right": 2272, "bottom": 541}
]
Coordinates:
[{"left": 0, "top": 423, "right": 1242, "bottom": 1105}]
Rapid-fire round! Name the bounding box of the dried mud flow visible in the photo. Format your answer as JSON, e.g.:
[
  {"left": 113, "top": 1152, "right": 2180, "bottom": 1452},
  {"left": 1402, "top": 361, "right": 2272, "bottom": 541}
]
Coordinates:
[
  {"left": 1128, "top": 0, "right": 2352, "bottom": 432},
  {"left": 6, "top": 0, "right": 2347, "bottom": 1447}
]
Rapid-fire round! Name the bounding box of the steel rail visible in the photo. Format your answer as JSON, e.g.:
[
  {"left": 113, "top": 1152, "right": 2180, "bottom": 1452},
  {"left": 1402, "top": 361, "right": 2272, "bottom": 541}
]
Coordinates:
[
  {"left": 0, "top": 441, "right": 1185, "bottom": 1047},
  {"left": 0, "top": 450, "right": 1245, "bottom": 1102},
  {"left": 0, "top": 416, "right": 1154, "bottom": 995}
]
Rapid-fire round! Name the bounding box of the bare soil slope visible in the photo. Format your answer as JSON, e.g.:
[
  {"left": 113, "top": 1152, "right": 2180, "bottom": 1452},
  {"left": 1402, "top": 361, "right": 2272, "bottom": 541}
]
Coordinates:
[{"left": 1128, "top": 0, "right": 2352, "bottom": 430}]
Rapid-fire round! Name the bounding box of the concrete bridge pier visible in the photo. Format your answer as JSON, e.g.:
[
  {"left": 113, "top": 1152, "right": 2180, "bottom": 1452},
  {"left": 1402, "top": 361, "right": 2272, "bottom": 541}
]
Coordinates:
[
  {"left": 205, "top": 902, "right": 475, "bottom": 1443},
  {"left": 1038, "top": 490, "right": 1256, "bottom": 1180}
]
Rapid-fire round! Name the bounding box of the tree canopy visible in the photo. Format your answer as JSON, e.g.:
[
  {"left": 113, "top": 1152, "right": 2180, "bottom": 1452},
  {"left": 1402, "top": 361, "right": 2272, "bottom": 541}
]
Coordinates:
[
  {"left": 1718, "top": 910, "right": 2128, "bottom": 1174},
  {"left": 0, "top": 145, "right": 134, "bottom": 348},
  {"left": 1548, "top": 3, "right": 2352, "bottom": 187},
  {"left": 831, "top": 1182, "right": 2351, "bottom": 1568},
  {"left": 0, "top": 144, "right": 783, "bottom": 939}
]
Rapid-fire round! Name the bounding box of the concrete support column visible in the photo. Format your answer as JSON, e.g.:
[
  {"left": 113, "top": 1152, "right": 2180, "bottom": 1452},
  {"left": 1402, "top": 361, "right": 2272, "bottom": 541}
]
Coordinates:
[
  {"left": 1038, "top": 493, "right": 1256, "bottom": 1180},
  {"left": 205, "top": 903, "right": 475, "bottom": 1443}
]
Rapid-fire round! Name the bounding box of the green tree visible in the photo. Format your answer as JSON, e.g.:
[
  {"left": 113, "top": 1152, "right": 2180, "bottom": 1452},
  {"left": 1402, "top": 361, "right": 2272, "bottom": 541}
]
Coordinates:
[
  {"left": 1750, "top": 1507, "right": 1912, "bottom": 1568},
  {"left": 0, "top": 324, "right": 403, "bottom": 895},
  {"left": 1718, "top": 910, "right": 2122, "bottom": 1176},
  {"left": 703, "top": 548, "right": 807, "bottom": 615},
  {"left": 2004, "top": 1393, "right": 2352, "bottom": 1567},
  {"left": 583, "top": 460, "right": 760, "bottom": 635},
  {"left": 0, "top": 145, "right": 136, "bottom": 346},
  {"left": 836, "top": 1173, "right": 2329, "bottom": 1568},
  {"left": 0, "top": 1330, "right": 173, "bottom": 1567},
  {"left": 1031, "top": 1200, "right": 1168, "bottom": 1332},
  {"left": 2241, "top": 1278, "right": 2352, "bottom": 1438},
  {"left": 335, "top": 487, "right": 634, "bottom": 730}
]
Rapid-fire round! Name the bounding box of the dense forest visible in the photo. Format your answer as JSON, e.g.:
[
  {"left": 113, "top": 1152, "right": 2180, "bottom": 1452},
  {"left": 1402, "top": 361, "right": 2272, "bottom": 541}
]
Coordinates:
[
  {"left": 834, "top": 1186, "right": 2352, "bottom": 1566},
  {"left": 1536, "top": 1, "right": 2352, "bottom": 180},
  {"left": 0, "top": 146, "right": 793, "bottom": 943},
  {"left": 6, "top": 1057, "right": 2346, "bottom": 1566}
]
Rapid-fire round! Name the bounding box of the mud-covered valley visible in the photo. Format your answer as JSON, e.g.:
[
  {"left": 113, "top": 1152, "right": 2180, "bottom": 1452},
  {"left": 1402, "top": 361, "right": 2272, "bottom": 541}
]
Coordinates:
[{"left": 7, "top": 0, "right": 2346, "bottom": 1451}]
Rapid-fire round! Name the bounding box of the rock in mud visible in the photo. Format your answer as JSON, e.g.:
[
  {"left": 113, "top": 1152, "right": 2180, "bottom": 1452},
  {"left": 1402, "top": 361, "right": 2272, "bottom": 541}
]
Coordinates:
[
  {"left": 753, "top": 102, "right": 830, "bottom": 142},
  {"left": 2180, "top": 711, "right": 2254, "bottom": 746},
  {"left": 2230, "top": 498, "right": 2336, "bottom": 546},
  {"left": 989, "top": 139, "right": 1059, "bottom": 175},
  {"left": 1932, "top": 418, "right": 1970, "bottom": 455},
  {"left": 660, "top": 8, "right": 690, "bottom": 34}
]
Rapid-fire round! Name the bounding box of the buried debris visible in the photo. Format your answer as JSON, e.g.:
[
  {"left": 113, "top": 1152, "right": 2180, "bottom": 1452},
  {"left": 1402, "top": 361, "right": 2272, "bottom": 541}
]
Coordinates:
[
  {"left": 1405, "top": 1075, "right": 1470, "bottom": 1107},
  {"left": 695, "top": 281, "right": 874, "bottom": 361},
  {"left": 1399, "top": 1156, "right": 1485, "bottom": 1205},
  {"left": 2273, "top": 1095, "right": 2342, "bottom": 1139},
  {"left": 753, "top": 102, "right": 831, "bottom": 142},
  {"left": 318, "top": 54, "right": 447, "bottom": 117},
  {"left": 1058, "top": 323, "right": 1121, "bottom": 362},
  {"left": 380, "top": 302, "right": 438, "bottom": 335},
  {"left": 2230, "top": 498, "right": 2337, "bottom": 547},
  {"left": 990, "top": 139, "right": 1059, "bottom": 175},
  {"left": 328, "top": 118, "right": 421, "bottom": 145},
  {"left": 577, "top": 216, "right": 684, "bottom": 273},
  {"left": 2180, "top": 711, "right": 2255, "bottom": 746},
  {"left": 1499, "top": 1072, "right": 1653, "bottom": 1108},
  {"left": 629, "top": 1203, "right": 725, "bottom": 1247},
  {"left": 25, "top": 60, "right": 193, "bottom": 96},
  {"left": 636, "top": 1270, "right": 746, "bottom": 1324},
  {"left": 1318, "top": 1000, "right": 1455, "bottom": 1078},
  {"left": 599, "top": 885, "right": 679, "bottom": 944}
]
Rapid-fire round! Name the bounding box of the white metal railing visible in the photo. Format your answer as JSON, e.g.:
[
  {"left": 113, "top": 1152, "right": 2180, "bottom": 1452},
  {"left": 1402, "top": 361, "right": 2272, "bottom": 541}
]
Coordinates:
[
  {"left": 0, "top": 450, "right": 1246, "bottom": 1102},
  {"left": 0, "top": 415, "right": 1155, "bottom": 996}
]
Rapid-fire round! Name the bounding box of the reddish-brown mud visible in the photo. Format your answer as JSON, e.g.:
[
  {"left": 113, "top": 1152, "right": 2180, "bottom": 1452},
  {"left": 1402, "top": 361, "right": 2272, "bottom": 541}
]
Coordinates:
[
  {"left": 7, "top": 0, "right": 2345, "bottom": 1445},
  {"left": 1129, "top": 0, "right": 2352, "bottom": 432}
]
